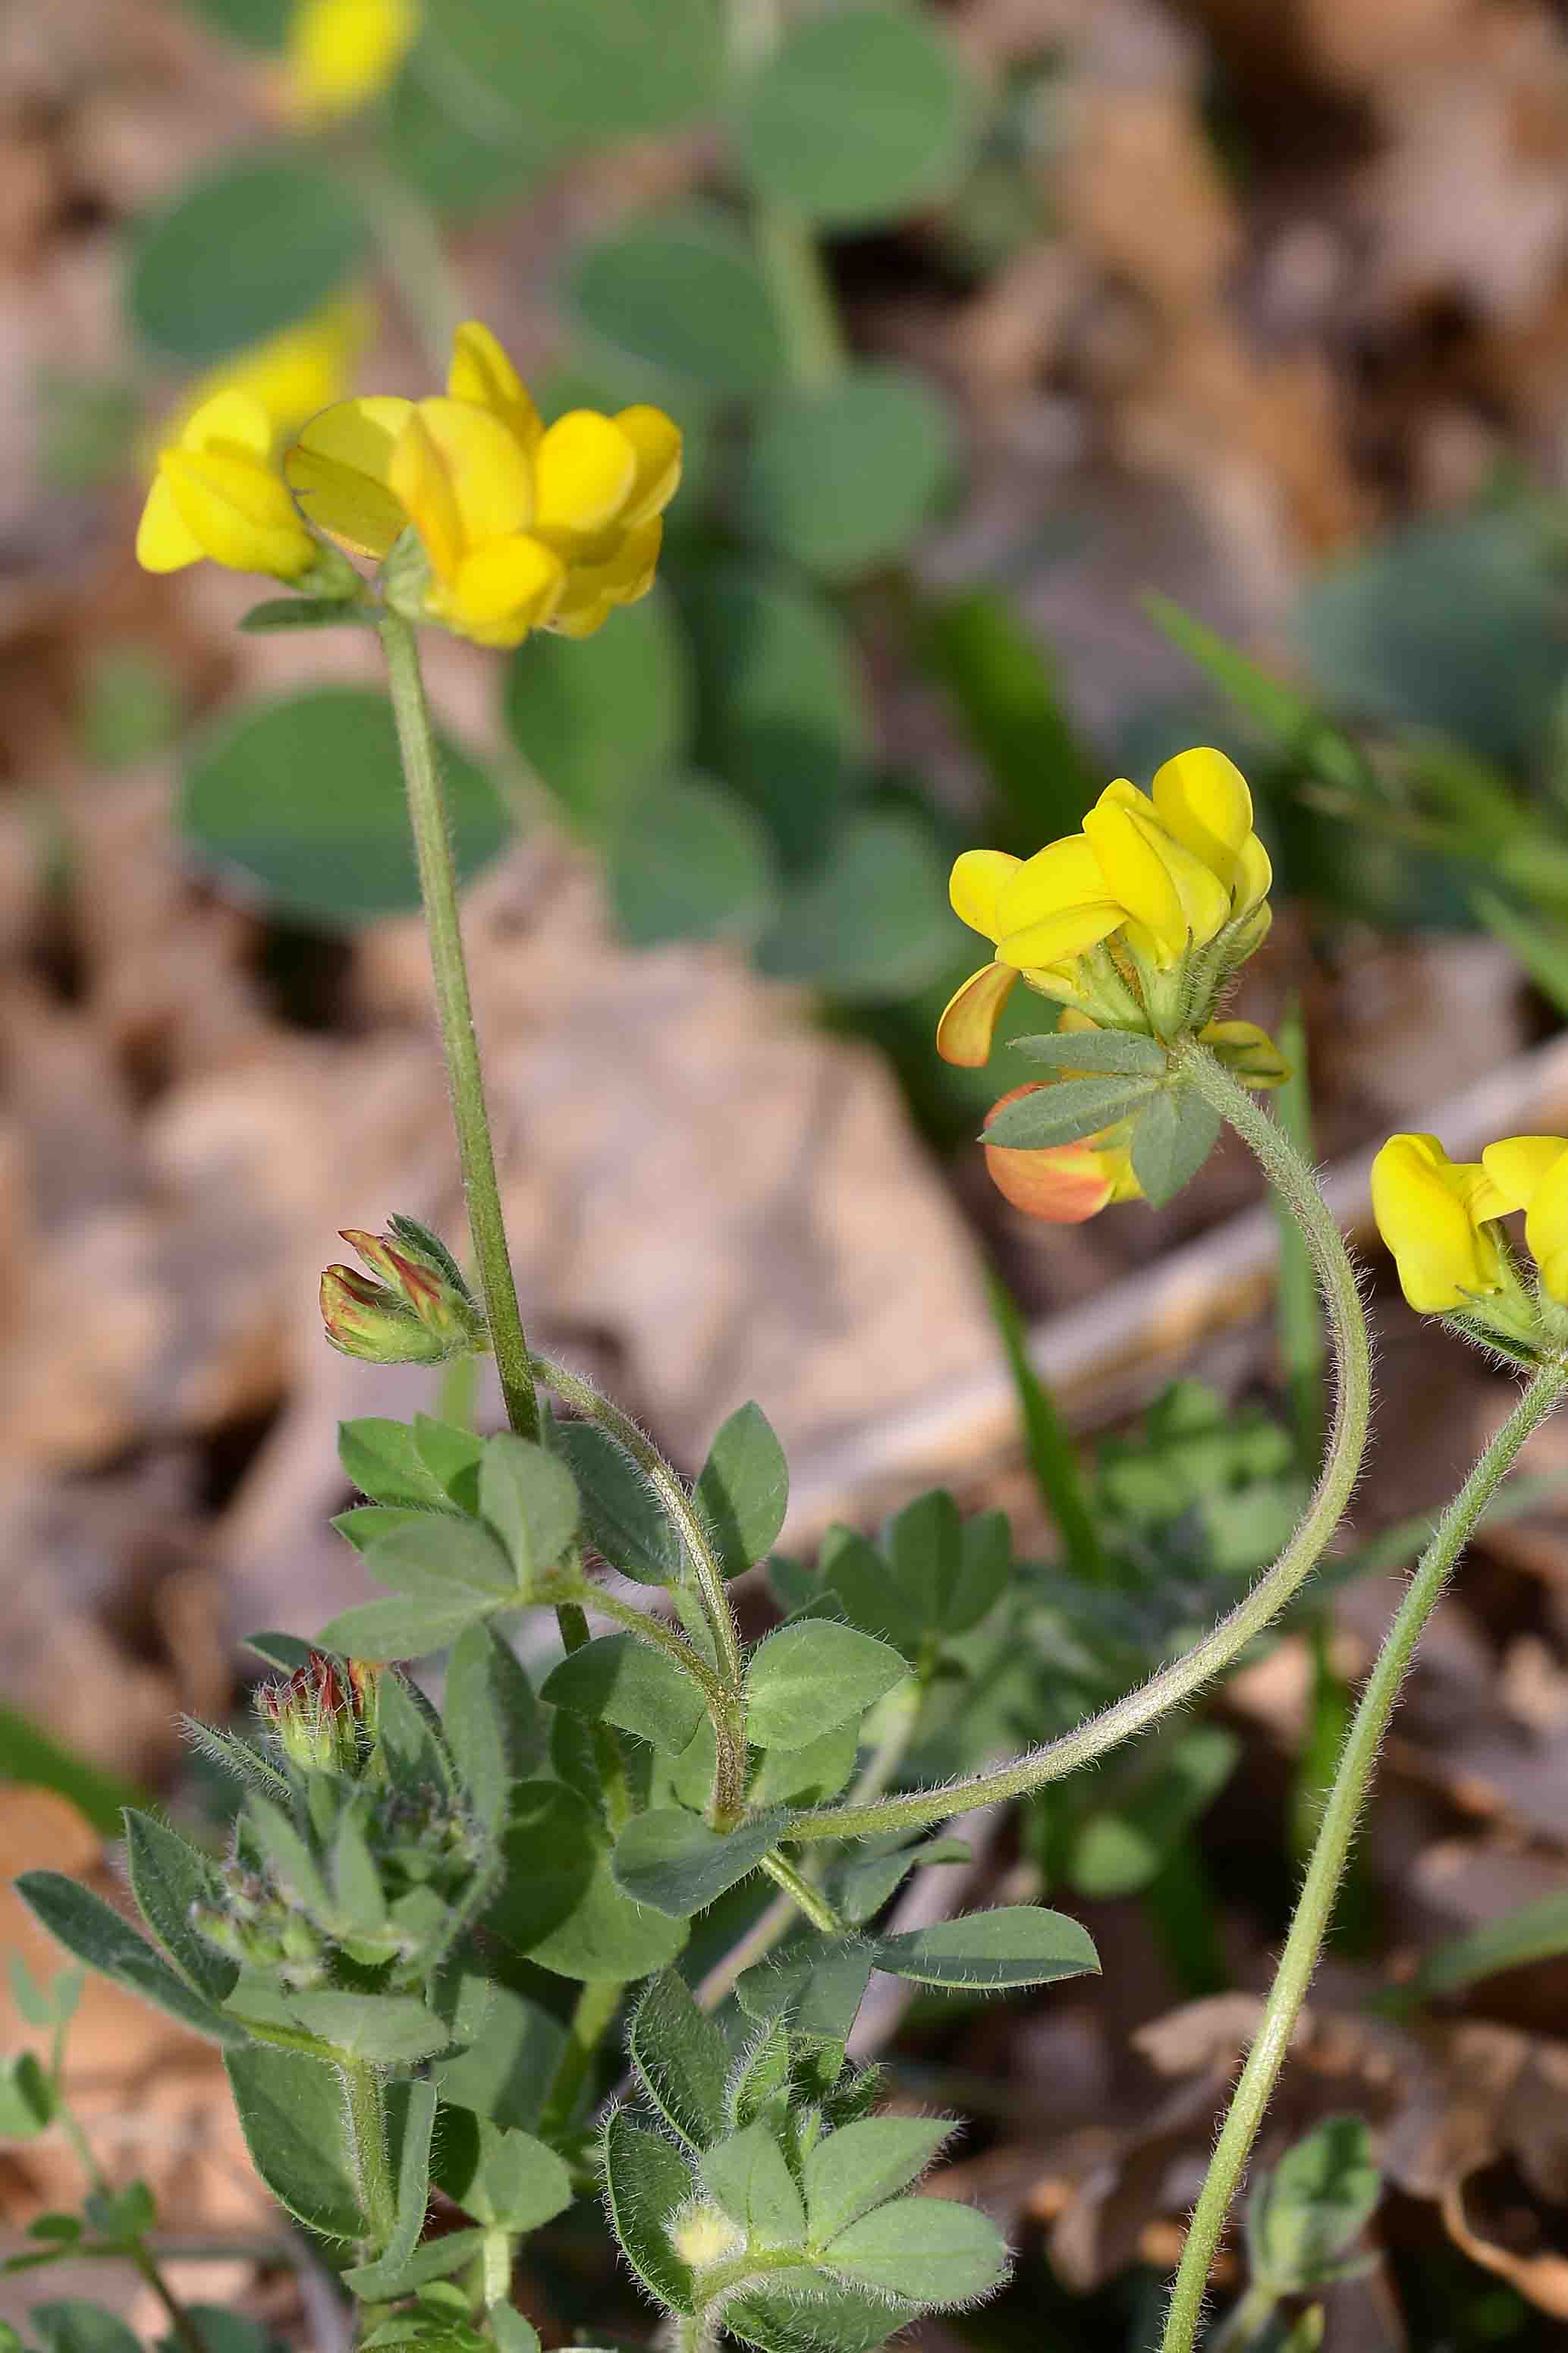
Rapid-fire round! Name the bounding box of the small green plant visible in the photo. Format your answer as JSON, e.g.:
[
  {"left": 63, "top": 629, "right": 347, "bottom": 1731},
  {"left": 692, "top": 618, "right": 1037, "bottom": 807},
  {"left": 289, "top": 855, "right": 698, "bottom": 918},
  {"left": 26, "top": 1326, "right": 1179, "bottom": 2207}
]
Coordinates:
[{"left": 1213, "top": 2114, "right": 1381, "bottom": 2351}]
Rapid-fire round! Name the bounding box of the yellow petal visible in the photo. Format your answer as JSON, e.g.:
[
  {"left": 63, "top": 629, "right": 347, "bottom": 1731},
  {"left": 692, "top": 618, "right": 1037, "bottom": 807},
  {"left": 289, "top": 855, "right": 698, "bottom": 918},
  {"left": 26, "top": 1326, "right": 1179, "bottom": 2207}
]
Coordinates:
[
  {"left": 447, "top": 320, "right": 542, "bottom": 455},
  {"left": 1526, "top": 1147, "right": 1568, "bottom": 1304},
  {"left": 403, "top": 395, "right": 535, "bottom": 552},
  {"left": 448, "top": 533, "right": 564, "bottom": 638},
  {"left": 948, "top": 849, "right": 1023, "bottom": 942},
  {"left": 287, "top": 395, "right": 413, "bottom": 558},
  {"left": 181, "top": 388, "right": 275, "bottom": 461},
  {"left": 1479, "top": 1136, "right": 1568, "bottom": 1214},
  {"left": 1199, "top": 1019, "right": 1290, "bottom": 1087},
  {"left": 998, "top": 902, "right": 1128, "bottom": 968},
  {"left": 936, "top": 962, "right": 1019, "bottom": 1067},
  {"left": 1152, "top": 747, "right": 1254, "bottom": 887},
  {"left": 389, "top": 408, "right": 466, "bottom": 580},
  {"left": 996, "top": 834, "right": 1107, "bottom": 930},
  {"left": 1233, "top": 829, "right": 1273, "bottom": 917},
  {"left": 550, "top": 521, "right": 662, "bottom": 635},
  {"left": 136, "top": 471, "right": 206, "bottom": 572},
  {"left": 181, "top": 294, "right": 373, "bottom": 443},
  {"left": 533, "top": 411, "right": 639, "bottom": 540},
  {"left": 1085, "top": 788, "right": 1230, "bottom": 962},
  {"left": 1370, "top": 1133, "right": 1504, "bottom": 1313},
  {"left": 162, "top": 449, "right": 316, "bottom": 578},
  {"left": 615, "top": 405, "right": 683, "bottom": 526},
  {"left": 288, "top": 0, "right": 420, "bottom": 123}
]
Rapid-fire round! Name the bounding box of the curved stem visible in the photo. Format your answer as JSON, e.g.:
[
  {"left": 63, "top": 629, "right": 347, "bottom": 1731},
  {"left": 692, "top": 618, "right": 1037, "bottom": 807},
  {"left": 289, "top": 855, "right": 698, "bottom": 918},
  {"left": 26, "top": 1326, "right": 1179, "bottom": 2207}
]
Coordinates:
[
  {"left": 759, "top": 1851, "right": 844, "bottom": 1934},
  {"left": 1161, "top": 1357, "right": 1566, "bottom": 2351},
  {"left": 379, "top": 613, "right": 539, "bottom": 1442},
  {"left": 788, "top": 1043, "right": 1372, "bottom": 1844},
  {"left": 547, "top": 1572, "right": 731, "bottom": 1717}
]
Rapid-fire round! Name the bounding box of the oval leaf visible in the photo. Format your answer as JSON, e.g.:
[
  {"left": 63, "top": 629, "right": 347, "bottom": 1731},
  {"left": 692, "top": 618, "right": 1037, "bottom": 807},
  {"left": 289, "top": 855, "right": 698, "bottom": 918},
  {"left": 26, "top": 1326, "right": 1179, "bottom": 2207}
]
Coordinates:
[
  {"left": 128, "top": 155, "right": 369, "bottom": 363},
  {"left": 745, "top": 1623, "right": 908, "bottom": 1751},
  {"left": 872, "top": 1905, "right": 1099, "bottom": 1990}
]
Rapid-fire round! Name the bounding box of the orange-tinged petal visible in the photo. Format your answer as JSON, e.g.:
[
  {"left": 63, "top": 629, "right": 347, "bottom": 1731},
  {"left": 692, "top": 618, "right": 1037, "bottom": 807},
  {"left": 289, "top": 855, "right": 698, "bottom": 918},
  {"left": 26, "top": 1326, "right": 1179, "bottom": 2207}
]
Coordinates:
[
  {"left": 982, "top": 1089, "right": 1139, "bottom": 1222},
  {"left": 136, "top": 471, "right": 205, "bottom": 572},
  {"left": 402, "top": 395, "right": 535, "bottom": 553},
  {"left": 534, "top": 411, "right": 639, "bottom": 539},
  {"left": 615, "top": 404, "right": 683, "bottom": 526},
  {"left": 949, "top": 848, "right": 1023, "bottom": 942},
  {"left": 1479, "top": 1136, "right": 1568, "bottom": 1214},
  {"left": 1152, "top": 746, "right": 1254, "bottom": 886},
  {"left": 447, "top": 320, "right": 542, "bottom": 454},
  {"left": 286, "top": 395, "right": 413, "bottom": 558},
  {"left": 936, "top": 961, "right": 1019, "bottom": 1067}
]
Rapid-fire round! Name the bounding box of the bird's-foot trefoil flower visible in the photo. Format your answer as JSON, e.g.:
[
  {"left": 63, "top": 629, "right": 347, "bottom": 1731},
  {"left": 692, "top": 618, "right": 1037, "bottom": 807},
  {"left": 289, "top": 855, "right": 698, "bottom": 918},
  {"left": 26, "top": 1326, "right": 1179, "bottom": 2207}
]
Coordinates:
[
  {"left": 137, "top": 389, "right": 348, "bottom": 587},
  {"left": 938, "top": 747, "right": 1274, "bottom": 1068},
  {"left": 982, "top": 1082, "right": 1142, "bottom": 1222},
  {"left": 285, "top": 319, "right": 681, "bottom": 647},
  {"left": 1371, "top": 1130, "right": 1565, "bottom": 1357},
  {"left": 320, "top": 1216, "right": 488, "bottom": 1364},
  {"left": 285, "top": 0, "right": 421, "bottom": 124}
]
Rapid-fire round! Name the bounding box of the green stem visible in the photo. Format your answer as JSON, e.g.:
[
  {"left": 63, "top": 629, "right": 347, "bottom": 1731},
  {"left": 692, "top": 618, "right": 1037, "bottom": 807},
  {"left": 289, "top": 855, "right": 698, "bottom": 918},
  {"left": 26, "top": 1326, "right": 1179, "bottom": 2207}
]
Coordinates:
[
  {"left": 538, "top": 1980, "right": 624, "bottom": 2147},
  {"left": 379, "top": 612, "right": 539, "bottom": 1442},
  {"left": 341, "top": 2057, "right": 397, "bottom": 2260},
  {"left": 548, "top": 1572, "right": 731, "bottom": 1716},
  {"left": 787, "top": 1044, "right": 1372, "bottom": 1845},
  {"left": 52, "top": 2073, "right": 208, "bottom": 2353},
  {"left": 752, "top": 206, "right": 845, "bottom": 391},
  {"left": 344, "top": 149, "right": 464, "bottom": 375},
  {"left": 759, "top": 1851, "right": 844, "bottom": 1934},
  {"left": 555, "top": 1587, "right": 633, "bottom": 1832},
  {"left": 1161, "top": 1358, "right": 1568, "bottom": 2353}
]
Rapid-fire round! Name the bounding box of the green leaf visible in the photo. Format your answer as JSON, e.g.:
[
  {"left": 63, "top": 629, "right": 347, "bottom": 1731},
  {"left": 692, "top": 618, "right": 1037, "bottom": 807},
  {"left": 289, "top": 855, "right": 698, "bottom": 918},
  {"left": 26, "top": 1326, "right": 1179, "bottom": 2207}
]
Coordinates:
[
  {"left": 344, "top": 2229, "right": 488, "bottom": 2303},
  {"left": 833, "top": 1837, "right": 968, "bottom": 1930},
  {"left": 1067, "top": 1726, "right": 1241, "bottom": 1901},
  {"left": 0, "top": 1702, "right": 151, "bottom": 1839},
  {"left": 694, "top": 1402, "right": 789, "bottom": 1580},
  {"left": 872, "top": 1905, "right": 1099, "bottom": 1990},
  {"left": 284, "top": 1992, "right": 451, "bottom": 2065},
  {"left": 361, "top": 1515, "right": 517, "bottom": 1600},
  {"left": 504, "top": 587, "right": 693, "bottom": 840},
  {"left": 8, "top": 1955, "right": 81, "bottom": 2030},
  {"left": 332, "top": 1506, "right": 445, "bottom": 1559},
  {"left": 627, "top": 1970, "right": 730, "bottom": 2150},
  {"left": 1406, "top": 1886, "right": 1568, "bottom": 2001},
  {"left": 803, "top": 2118, "right": 952, "bottom": 2245},
  {"left": 442, "top": 1622, "right": 547, "bottom": 1827},
  {"left": 567, "top": 206, "right": 787, "bottom": 395},
  {"left": 181, "top": 689, "right": 509, "bottom": 929},
  {"left": 758, "top": 808, "right": 954, "bottom": 999},
  {"left": 1012, "top": 1030, "right": 1167, "bottom": 1077},
  {"left": 750, "top": 1722, "right": 858, "bottom": 1810},
  {"left": 1473, "top": 886, "right": 1568, "bottom": 1024},
  {"left": 412, "top": 1415, "right": 485, "bottom": 1508},
  {"left": 225, "top": 2046, "right": 368, "bottom": 2241},
  {"left": 486, "top": 1780, "right": 687, "bottom": 1979},
  {"left": 432, "top": 1975, "right": 565, "bottom": 2135},
  {"left": 601, "top": 2109, "right": 697, "bottom": 2317},
  {"left": 982, "top": 1076, "right": 1162, "bottom": 1150},
  {"left": 478, "top": 1435, "right": 579, "bottom": 1585},
  {"left": 127, "top": 154, "right": 369, "bottom": 363},
  {"left": 737, "top": 5, "right": 980, "bottom": 229},
  {"left": 485, "top": 2308, "right": 541, "bottom": 2353},
  {"left": 315, "top": 1593, "right": 490, "bottom": 1660},
  {"left": 608, "top": 774, "right": 779, "bottom": 949},
  {"left": 84, "top": 2182, "right": 156, "bottom": 2244},
  {"left": 237, "top": 599, "right": 370, "bottom": 634},
  {"left": 684, "top": 566, "right": 870, "bottom": 867},
  {"left": 1129, "top": 1087, "right": 1222, "bottom": 1211},
  {"left": 180, "top": 0, "right": 288, "bottom": 49},
  {"left": 552, "top": 1420, "right": 682, "bottom": 1584},
  {"left": 424, "top": 0, "right": 721, "bottom": 158},
  {"left": 611, "top": 1807, "right": 788, "bottom": 1917},
  {"left": 339, "top": 1420, "right": 454, "bottom": 1510},
  {"left": 0, "top": 2053, "right": 54, "bottom": 2138},
  {"left": 734, "top": 1939, "right": 873, "bottom": 2046},
  {"left": 30, "top": 2306, "right": 143, "bottom": 2353},
  {"left": 702, "top": 2124, "right": 806, "bottom": 2246},
  {"left": 745, "top": 1624, "right": 908, "bottom": 1751},
  {"left": 1249, "top": 2115, "right": 1381, "bottom": 2295},
  {"left": 541, "top": 1636, "right": 706, "bottom": 1756},
  {"left": 382, "top": 56, "right": 539, "bottom": 218},
  {"left": 15, "top": 1875, "right": 247, "bottom": 2046},
  {"left": 746, "top": 367, "right": 952, "bottom": 577},
  {"left": 122, "top": 1812, "right": 237, "bottom": 2005},
  {"left": 1144, "top": 592, "right": 1318, "bottom": 745},
  {"left": 338, "top": 2076, "right": 438, "bottom": 2297},
  {"left": 725, "top": 2281, "right": 911, "bottom": 2353},
  {"left": 821, "top": 2195, "right": 1007, "bottom": 2303},
  {"left": 432, "top": 2115, "right": 573, "bottom": 2232}
]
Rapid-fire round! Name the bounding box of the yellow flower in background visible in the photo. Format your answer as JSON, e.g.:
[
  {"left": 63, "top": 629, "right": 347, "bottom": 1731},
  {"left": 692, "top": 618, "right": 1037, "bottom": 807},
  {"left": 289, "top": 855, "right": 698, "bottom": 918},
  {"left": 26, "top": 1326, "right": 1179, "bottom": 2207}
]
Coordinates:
[
  {"left": 286, "top": 319, "right": 682, "bottom": 648},
  {"left": 938, "top": 747, "right": 1274, "bottom": 1067},
  {"left": 1369, "top": 1133, "right": 1508, "bottom": 1314},
  {"left": 137, "top": 389, "right": 317, "bottom": 580},
  {"left": 178, "top": 295, "right": 375, "bottom": 448},
  {"left": 1480, "top": 1136, "right": 1568, "bottom": 1305},
  {"left": 287, "top": 0, "right": 420, "bottom": 124}
]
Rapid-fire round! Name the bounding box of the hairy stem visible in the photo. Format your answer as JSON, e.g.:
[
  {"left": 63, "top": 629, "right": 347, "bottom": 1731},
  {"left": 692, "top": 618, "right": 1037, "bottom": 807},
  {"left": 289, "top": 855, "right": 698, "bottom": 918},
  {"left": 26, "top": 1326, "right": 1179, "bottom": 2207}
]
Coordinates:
[
  {"left": 340, "top": 2057, "right": 397, "bottom": 2261},
  {"left": 759, "top": 1851, "right": 844, "bottom": 1933},
  {"left": 1161, "top": 1357, "right": 1567, "bottom": 2352},
  {"left": 787, "top": 1043, "right": 1372, "bottom": 1844},
  {"left": 379, "top": 612, "right": 539, "bottom": 1442},
  {"left": 538, "top": 1980, "right": 624, "bottom": 2147}
]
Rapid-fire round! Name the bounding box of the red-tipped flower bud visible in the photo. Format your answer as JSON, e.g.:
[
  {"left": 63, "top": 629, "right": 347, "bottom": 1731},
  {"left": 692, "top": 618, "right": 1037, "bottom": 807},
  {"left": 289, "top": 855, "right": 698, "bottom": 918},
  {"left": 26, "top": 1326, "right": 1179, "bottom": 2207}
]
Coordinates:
[
  {"left": 319, "top": 1215, "right": 485, "bottom": 1363},
  {"left": 256, "top": 1651, "right": 382, "bottom": 1776}
]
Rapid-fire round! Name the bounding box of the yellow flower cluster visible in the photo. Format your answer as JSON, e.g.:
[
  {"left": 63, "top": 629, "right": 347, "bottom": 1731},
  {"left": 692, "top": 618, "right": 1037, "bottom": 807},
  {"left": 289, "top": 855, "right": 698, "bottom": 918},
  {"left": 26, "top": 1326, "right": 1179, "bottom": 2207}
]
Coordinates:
[
  {"left": 137, "top": 388, "right": 320, "bottom": 581},
  {"left": 939, "top": 749, "right": 1272, "bottom": 1066},
  {"left": 285, "top": 321, "right": 682, "bottom": 646},
  {"left": 1372, "top": 1130, "right": 1568, "bottom": 1332}
]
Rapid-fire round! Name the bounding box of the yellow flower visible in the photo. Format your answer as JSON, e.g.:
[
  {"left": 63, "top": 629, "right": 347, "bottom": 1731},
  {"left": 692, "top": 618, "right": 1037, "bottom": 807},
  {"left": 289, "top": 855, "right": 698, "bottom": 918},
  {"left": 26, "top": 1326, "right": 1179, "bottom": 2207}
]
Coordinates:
[
  {"left": 177, "top": 295, "right": 374, "bottom": 447},
  {"left": 1480, "top": 1136, "right": 1568, "bottom": 1304},
  {"left": 137, "top": 389, "right": 317, "bottom": 580},
  {"left": 285, "top": 320, "right": 682, "bottom": 649},
  {"left": 287, "top": 0, "right": 420, "bottom": 124},
  {"left": 937, "top": 747, "right": 1274, "bottom": 1067},
  {"left": 1369, "top": 1133, "right": 1509, "bottom": 1313}
]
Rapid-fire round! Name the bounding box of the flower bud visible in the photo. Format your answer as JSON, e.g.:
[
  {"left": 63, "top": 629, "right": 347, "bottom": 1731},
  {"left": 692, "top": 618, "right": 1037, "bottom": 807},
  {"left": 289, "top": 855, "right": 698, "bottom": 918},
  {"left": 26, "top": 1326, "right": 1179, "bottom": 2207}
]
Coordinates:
[
  {"left": 320, "top": 1218, "right": 485, "bottom": 1363},
  {"left": 982, "top": 1084, "right": 1142, "bottom": 1223},
  {"left": 256, "top": 1651, "right": 382, "bottom": 1777}
]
